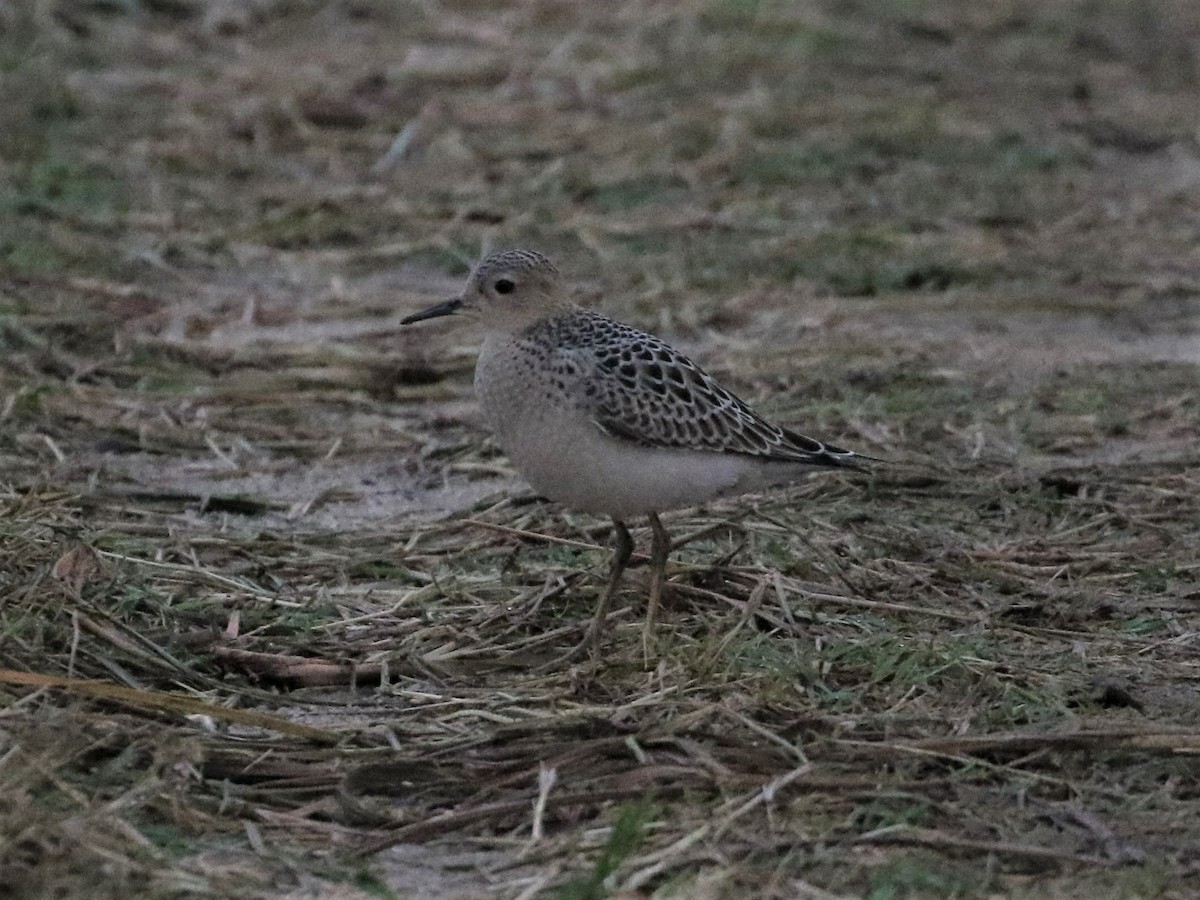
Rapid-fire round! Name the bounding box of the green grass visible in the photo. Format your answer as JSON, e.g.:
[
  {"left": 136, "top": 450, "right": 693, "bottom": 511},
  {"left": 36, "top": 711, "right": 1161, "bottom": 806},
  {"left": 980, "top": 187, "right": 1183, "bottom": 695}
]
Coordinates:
[
  {"left": 557, "top": 803, "right": 654, "bottom": 900},
  {"left": 866, "top": 854, "right": 994, "bottom": 899}
]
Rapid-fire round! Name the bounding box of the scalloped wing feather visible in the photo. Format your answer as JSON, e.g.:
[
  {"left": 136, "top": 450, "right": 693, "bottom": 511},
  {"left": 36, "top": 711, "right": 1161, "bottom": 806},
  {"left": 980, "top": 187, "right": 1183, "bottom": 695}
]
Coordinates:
[{"left": 523, "top": 311, "right": 861, "bottom": 469}]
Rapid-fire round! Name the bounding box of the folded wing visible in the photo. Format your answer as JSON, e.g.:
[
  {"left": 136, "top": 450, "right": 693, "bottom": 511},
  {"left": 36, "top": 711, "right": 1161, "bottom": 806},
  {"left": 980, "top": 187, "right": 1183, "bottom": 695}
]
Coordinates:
[{"left": 538, "top": 312, "right": 863, "bottom": 469}]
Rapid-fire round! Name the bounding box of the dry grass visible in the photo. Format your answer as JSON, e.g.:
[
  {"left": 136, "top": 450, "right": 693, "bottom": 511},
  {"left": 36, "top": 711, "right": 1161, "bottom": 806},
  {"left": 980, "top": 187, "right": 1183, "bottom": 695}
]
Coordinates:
[{"left": 3, "top": 0, "right": 1200, "bottom": 897}]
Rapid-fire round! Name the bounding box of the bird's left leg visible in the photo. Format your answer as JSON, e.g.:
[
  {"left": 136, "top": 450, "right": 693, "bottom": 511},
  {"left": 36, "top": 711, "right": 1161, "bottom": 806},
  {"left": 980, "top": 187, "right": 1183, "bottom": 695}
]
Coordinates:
[{"left": 566, "top": 518, "right": 634, "bottom": 662}]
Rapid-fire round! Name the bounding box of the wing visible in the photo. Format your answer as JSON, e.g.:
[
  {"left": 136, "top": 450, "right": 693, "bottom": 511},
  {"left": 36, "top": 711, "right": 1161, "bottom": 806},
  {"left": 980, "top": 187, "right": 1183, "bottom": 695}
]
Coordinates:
[{"left": 539, "top": 311, "right": 862, "bottom": 469}]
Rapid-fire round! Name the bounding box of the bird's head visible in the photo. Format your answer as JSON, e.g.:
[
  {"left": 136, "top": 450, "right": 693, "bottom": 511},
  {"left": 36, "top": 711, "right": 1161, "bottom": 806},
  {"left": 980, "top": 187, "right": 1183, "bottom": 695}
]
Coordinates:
[{"left": 402, "top": 249, "right": 572, "bottom": 333}]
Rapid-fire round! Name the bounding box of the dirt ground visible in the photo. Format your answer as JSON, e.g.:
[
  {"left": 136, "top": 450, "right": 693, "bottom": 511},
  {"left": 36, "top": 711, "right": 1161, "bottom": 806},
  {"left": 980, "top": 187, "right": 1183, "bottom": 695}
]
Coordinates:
[{"left": 2, "top": 1, "right": 1200, "bottom": 897}]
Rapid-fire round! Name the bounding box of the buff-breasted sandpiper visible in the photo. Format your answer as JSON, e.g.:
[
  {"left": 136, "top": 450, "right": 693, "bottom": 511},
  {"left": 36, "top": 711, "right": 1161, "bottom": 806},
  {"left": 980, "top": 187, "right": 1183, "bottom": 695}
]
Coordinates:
[{"left": 403, "top": 249, "right": 869, "bottom": 658}]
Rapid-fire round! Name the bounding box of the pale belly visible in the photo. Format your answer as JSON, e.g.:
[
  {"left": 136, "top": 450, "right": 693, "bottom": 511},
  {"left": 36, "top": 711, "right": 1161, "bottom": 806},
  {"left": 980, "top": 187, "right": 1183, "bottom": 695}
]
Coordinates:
[{"left": 474, "top": 338, "right": 809, "bottom": 520}]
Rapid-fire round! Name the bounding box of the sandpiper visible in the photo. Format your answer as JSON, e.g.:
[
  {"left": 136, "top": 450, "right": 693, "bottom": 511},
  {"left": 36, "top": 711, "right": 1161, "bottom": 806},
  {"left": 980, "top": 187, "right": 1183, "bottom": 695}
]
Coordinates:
[{"left": 403, "top": 249, "right": 869, "bottom": 657}]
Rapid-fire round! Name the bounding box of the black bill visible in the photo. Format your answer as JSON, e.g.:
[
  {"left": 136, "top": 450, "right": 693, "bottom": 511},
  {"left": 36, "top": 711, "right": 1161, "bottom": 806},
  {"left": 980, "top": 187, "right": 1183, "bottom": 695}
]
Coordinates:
[{"left": 401, "top": 297, "right": 464, "bottom": 325}]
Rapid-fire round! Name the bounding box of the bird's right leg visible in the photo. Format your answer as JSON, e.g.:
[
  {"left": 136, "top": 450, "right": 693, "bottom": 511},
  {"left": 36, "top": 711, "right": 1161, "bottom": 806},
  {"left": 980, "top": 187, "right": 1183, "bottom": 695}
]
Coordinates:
[
  {"left": 642, "top": 511, "right": 671, "bottom": 662},
  {"left": 575, "top": 518, "right": 633, "bottom": 658}
]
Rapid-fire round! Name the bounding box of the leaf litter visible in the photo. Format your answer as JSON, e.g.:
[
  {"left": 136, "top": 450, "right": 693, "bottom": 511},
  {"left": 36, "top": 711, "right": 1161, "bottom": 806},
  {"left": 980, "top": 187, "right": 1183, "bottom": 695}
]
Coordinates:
[{"left": 2, "top": 1, "right": 1200, "bottom": 897}]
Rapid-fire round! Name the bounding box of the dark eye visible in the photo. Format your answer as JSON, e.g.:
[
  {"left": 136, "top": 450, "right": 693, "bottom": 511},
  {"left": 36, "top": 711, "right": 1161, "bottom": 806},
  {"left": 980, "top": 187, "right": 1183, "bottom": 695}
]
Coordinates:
[{"left": 494, "top": 278, "right": 515, "bottom": 295}]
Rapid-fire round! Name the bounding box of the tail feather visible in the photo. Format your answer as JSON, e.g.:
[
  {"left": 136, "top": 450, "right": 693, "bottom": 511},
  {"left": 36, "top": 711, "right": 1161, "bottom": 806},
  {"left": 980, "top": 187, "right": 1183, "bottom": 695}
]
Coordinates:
[{"left": 779, "top": 426, "right": 881, "bottom": 469}]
